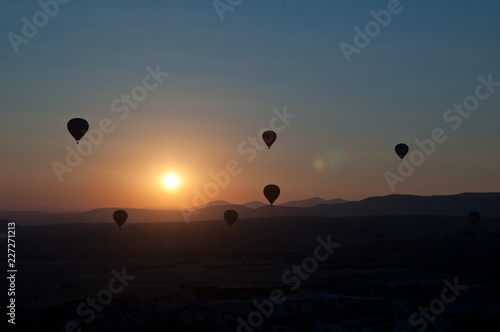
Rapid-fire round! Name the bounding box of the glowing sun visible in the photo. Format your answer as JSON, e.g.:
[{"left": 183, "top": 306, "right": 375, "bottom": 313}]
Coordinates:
[{"left": 162, "top": 174, "right": 179, "bottom": 189}]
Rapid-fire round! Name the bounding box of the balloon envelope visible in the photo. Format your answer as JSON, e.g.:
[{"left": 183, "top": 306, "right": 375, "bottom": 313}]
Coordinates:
[
  {"left": 223, "top": 210, "right": 238, "bottom": 226},
  {"left": 468, "top": 211, "right": 481, "bottom": 227},
  {"left": 67, "top": 118, "right": 89, "bottom": 143},
  {"left": 113, "top": 210, "right": 128, "bottom": 229},
  {"left": 395, "top": 143, "right": 409, "bottom": 160},
  {"left": 262, "top": 130, "right": 277, "bottom": 149},
  {"left": 263, "top": 184, "right": 280, "bottom": 205}
]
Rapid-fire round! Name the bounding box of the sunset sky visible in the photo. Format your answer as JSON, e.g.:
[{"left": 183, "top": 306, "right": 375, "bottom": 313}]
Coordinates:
[{"left": 1, "top": 1, "right": 499, "bottom": 211}]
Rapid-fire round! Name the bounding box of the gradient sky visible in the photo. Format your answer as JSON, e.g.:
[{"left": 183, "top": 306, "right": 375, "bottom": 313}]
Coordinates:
[{"left": 1, "top": 0, "right": 499, "bottom": 211}]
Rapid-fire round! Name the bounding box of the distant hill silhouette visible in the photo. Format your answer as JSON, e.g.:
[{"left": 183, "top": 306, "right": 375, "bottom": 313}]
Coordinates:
[
  {"left": 243, "top": 200, "right": 267, "bottom": 209},
  {"left": 279, "top": 197, "right": 348, "bottom": 208},
  {"left": 243, "top": 198, "right": 347, "bottom": 209},
  {"left": 2, "top": 192, "right": 499, "bottom": 226},
  {"left": 194, "top": 200, "right": 233, "bottom": 209}
]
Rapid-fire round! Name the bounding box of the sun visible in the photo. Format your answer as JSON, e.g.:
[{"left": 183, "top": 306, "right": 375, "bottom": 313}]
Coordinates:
[{"left": 162, "top": 174, "right": 179, "bottom": 189}]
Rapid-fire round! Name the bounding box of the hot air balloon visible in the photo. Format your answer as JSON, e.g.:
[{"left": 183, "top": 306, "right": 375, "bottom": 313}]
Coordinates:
[
  {"left": 263, "top": 184, "right": 280, "bottom": 206},
  {"left": 262, "top": 130, "right": 277, "bottom": 149},
  {"left": 113, "top": 210, "right": 128, "bottom": 229},
  {"left": 395, "top": 143, "right": 409, "bottom": 161},
  {"left": 468, "top": 211, "right": 481, "bottom": 228},
  {"left": 67, "top": 118, "right": 89, "bottom": 144},
  {"left": 223, "top": 210, "right": 238, "bottom": 227}
]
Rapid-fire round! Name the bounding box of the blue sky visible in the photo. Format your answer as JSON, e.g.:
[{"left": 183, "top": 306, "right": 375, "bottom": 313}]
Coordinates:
[{"left": 1, "top": 0, "right": 499, "bottom": 210}]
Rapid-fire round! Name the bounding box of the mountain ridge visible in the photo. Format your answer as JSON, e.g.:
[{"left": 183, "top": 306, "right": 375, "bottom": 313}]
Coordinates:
[{"left": 1, "top": 192, "right": 499, "bottom": 226}]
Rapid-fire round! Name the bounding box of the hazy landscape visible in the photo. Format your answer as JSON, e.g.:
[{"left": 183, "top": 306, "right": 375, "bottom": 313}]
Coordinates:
[
  {"left": 2, "top": 194, "right": 500, "bottom": 331},
  {"left": 5, "top": 193, "right": 500, "bottom": 226}
]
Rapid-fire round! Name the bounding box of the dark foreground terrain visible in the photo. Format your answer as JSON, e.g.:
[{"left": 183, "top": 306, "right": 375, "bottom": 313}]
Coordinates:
[{"left": 2, "top": 215, "right": 500, "bottom": 331}]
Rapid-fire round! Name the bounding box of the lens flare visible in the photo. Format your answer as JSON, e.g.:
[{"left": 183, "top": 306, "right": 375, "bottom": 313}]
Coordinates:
[{"left": 312, "top": 147, "right": 343, "bottom": 173}]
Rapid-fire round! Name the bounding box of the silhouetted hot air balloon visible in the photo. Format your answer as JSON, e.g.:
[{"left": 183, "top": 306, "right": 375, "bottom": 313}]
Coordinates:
[
  {"left": 223, "top": 210, "right": 238, "bottom": 227},
  {"left": 67, "top": 118, "right": 89, "bottom": 144},
  {"left": 113, "top": 210, "right": 128, "bottom": 229},
  {"left": 262, "top": 130, "right": 277, "bottom": 149},
  {"left": 468, "top": 211, "right": 481, "bottom": 228},
  {"left": 263, "top": 184, "right": 280, "bottom": 206},
  {"left": 395, "top": 143, "right": 409, "bottom": 160}
]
